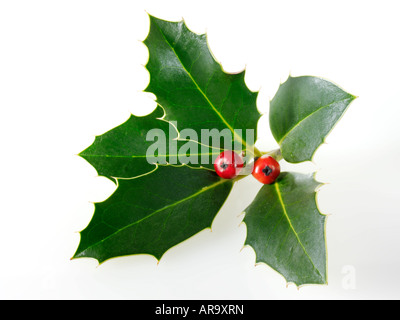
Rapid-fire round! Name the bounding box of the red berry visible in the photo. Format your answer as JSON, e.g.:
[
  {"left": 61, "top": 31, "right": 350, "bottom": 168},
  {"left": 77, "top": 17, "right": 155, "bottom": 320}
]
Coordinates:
[
  {"left": 252, "top": 155, "right": 280, "bottom": 184},
  {"left": 214, "top": 151, "right": 244, "bottom": 179}
]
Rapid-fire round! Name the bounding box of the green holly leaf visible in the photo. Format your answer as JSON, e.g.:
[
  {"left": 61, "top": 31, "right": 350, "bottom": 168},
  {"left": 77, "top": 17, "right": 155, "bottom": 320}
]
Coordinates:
[
  {"left": 269, "top": 76, "right": 356, "bottom": 163},
  {"left": 73, "top": 166, "right": 233, "bottom": 263},
  {"left": 80, "top": 106, "right": 168, "bottom": 180},
  {"left": 74, "top": 15, "right": 355, "bottom": 287},
  {"left": 80, "top": 106, "right": 222, "bottom": 180},
  {"left": 144, "top": 15, "right": 260, "bottom": 152},
  {"left": 243, "top": 172, "right": 327, "bottom": 286}
]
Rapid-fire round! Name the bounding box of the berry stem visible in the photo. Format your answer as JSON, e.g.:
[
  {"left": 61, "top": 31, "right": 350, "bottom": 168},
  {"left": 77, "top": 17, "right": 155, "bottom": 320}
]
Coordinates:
[
  {"left": 261, "top": 148, "right": 282, "bottom": 161},
  {"left": 231, "top": 148, "right": 282, "bottom": 183}
]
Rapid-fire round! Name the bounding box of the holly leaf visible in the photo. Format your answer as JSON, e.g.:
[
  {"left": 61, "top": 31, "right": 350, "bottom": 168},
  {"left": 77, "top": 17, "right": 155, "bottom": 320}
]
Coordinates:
[
  {"left": 144, "top": 15, "right": 260, "bottom": 152},
  {"left": 243, "top": 172, "right": 327, "bottom": 286},
  {"left": 80, "top": 106, "right": 168, "bottom": 180},
  {"left": 80, "top": 106, "right": 222, "bottom": 180},
  {"left": 73, "top": 165, "right": 233, "bottom": 263},
  {"left": 269, "top": 76, "right": 356, "bottom": 163}
]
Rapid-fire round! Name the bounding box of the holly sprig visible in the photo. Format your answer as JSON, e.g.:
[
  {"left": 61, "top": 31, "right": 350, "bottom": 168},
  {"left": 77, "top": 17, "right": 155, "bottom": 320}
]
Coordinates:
[{"left": 73, "top": 15, "right": 356, "bottom": 287}]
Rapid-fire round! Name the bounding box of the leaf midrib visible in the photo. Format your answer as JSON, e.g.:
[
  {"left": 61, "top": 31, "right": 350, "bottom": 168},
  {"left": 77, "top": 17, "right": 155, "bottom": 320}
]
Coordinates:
[
  {"left": 151, "top": 20, "right": 248, "bottom": 149},
  {"left": 274, "top": 182, "right": 324, "bottom": 281},
  {"left": 75, "top": 178, "right": 229, "bottom": 256},
  {"left": 80, "top": 152, "right": 221, "bottom": 158},
  {"left": 277, "top": 97, "right": 354, "bottom": 145}
]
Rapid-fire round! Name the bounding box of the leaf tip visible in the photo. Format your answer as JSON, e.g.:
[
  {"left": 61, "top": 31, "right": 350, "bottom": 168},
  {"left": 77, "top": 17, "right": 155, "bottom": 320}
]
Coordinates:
[
  {"left": 350, "top": 93, "right": 359, "bottom": 101},
  {"left": 144, "top": 11, "right": 157, "bottom": 21}
]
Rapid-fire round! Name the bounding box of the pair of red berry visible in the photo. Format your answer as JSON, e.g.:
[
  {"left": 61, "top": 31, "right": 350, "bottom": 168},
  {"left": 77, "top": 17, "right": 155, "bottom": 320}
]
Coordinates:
[{"left": 214, "top": 151, "right": 280, "bottom": 184}]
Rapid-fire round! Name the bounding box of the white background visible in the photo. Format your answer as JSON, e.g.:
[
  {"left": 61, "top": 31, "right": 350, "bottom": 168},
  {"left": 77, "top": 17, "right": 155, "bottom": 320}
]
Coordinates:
[{"left": 1, "top": 0, "right": 400, "bottom": 300}]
